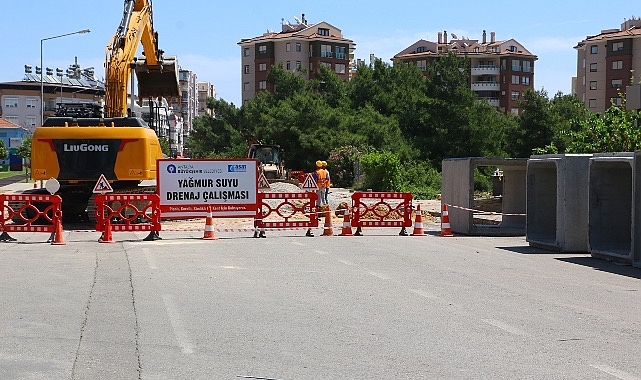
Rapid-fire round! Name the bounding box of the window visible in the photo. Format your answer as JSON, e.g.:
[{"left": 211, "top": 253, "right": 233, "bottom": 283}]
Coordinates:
[
  {"left": 612, "top": 79, "right": 623, "bottom": 88},
  {"left": 511, "top": 91, "right": 520, "bottom": 101},
  {"left": 295, "top": 43, "right": 301, "bottom": 52},
  {"left": 335, "top": 63, "right": 346, "bottom": 74},
  {"left": 243, "top": 82, "right": 250, "bottom": 91},
  {"left": 321, "top": 44, "right": 332, "bottom": 58},
  {"left": 26, "top": 98, "right": 37, "bottom": 108},
  {"left": 286, "top": 61, "right": 291, "bottom": 70},
  {"left": 612, "top": 60, "right": 623, "bottom": 70},
  {"left": 417, "top": 60, "right": 426, "bottom": 71},
  {"left": 335, "top": 46, "right": 346, "bottom": 59},
  {"left": 417, "top": 46, "right": 427, "bottom": 53},
  {"left": 244, "top": 65, "right": 250, "bottom": 74},
  {"left": 259, "top": 63, "right": 267, "bottom": 71},
  {"left": 521, "top": 76, "right": 530, "bottom": 85},
  {"left": 4, "top": 97, "right": 18, "bottom": 108},
  {"left": 296, "top": 61, "right": 301, "bottom": 70},
  {"left": 26, "top": 116, "right": 36, "bottom": 127},
  {"left": 258, "top": 45, "right": 267, "bottom": 54},
  {"left": 244, "top": 48, "right": 250, "bottom": 57},
  {"left": 612, "top": 41, "right": 624, "bottom": 51},
  {"left": 589, "top": 81, "right": 597, "bottom": 90},
  {"left": 511, "top": 75, "right": 519, "bottom": 85},
  {"left": 4, "top": 116, "right": 18, "bottom": 124},
  {"left": 590, "top": 45, "right": 598, "bottom": 54},
  {"left": 522, "top": 61, "right": 532, "bottom": 73},
  {"left": 320, "top": 62, "right": 331, "bottom": 69},
  {"left": 589, "top": 99, "right": 597, "bottom": 108},
  {"left": 611, "top": 97, "right": 622, "bottom": 106},
  {"left": 511, "top": 108, "right": 519, "bottom": 115},
  {"left": 286, "top": 43, "right": 291, "bottom": 52},
  {"left": 511, "top": 59, "right": 520, "bottom": 71},
  {"left": 318, "top": 28, "right": 329, "bottom": 36},
  {"left": 508, "top": 45, "right": 518, "bottom": 52},
  {"left": 259, "top": 81, "right": 267, "bottom": 90},
  {"left": 590, "top": 63, "right": 597, "bottom": 72}
]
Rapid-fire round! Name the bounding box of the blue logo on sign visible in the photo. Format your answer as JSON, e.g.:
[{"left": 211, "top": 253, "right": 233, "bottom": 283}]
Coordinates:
[
  {"left": 167, "top": 164, "right": 177, "bottom": 173},
  {"left": 228, "top": 164, "right": 247, "bottom": 173}
]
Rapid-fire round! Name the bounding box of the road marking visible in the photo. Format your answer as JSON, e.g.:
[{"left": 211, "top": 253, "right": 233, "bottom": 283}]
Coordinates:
[
  {"left": 409, "top": 288, "right": 440, "bottom": 299},
  {"left": 143, "top": 247, "right": 157, "bottom": 269},
  {"left": 314, "top": 249, "right": 326, "bottom": 254},
  {"left": 290, "top": 241, "right": 304, "bottom": 246},
  {"left": 483, "top": 319, "right": 531, "bottom": 337},
  {"left": 590, "top": 364, "right": 641, "bottom": 380},
  {"left": 162, "top": 294, "right": 194, "bottom": 354},
  {"left": 368, "top": 271, "right": 390, "bottom": 280},
  {"left": 338, "top": 260, "right": 355, "bottom": 266}
]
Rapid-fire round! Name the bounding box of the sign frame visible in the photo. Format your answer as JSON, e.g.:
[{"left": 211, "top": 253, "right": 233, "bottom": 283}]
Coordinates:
[{"left": 157, "top": 158, "right": 258, "bottom": 218}]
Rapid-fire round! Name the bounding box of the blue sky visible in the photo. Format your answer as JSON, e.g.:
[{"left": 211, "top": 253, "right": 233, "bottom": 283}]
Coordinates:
[{"left": 2, "top": 1, "right": 639, "bottom": 106}]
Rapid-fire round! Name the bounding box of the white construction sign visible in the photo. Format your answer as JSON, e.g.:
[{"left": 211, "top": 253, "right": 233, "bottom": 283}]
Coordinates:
[{"left": 157, "top": 159, "right": 258, "bottom": 218}]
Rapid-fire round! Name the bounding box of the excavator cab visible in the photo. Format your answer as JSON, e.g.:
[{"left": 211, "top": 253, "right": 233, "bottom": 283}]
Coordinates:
[{"left": 134, "top": 55, "right": 180, "bottom": 98}]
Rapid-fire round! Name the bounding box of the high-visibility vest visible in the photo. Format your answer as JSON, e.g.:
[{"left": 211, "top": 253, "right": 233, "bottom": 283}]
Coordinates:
[{"left": 316, "top": 169, "right": 328, "bottom": 188}]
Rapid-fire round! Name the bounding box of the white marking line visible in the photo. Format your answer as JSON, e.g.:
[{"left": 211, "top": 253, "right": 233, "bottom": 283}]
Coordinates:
[
  {"left": 590, "top": 364, "right": 641, "bottom": 380},
  {"left": 409, "top": 288, "right": 439, "bottom": 300},
  {"left": 291, "top": 241, "right": 304, "bottom": 246},
  {"left": 368, "top": 271, "right": 391, "bottom": 280},
  {"left": 483, "top": 319, "right": 531, "bottom": 337},
  {"left": 314, "top": 249, "right": 326, "bottom": 254},
  {"left": 143, "top": 247, "right": 157, "bottom": 270},
  {"left": 338, "top": 260, "right": 355, "bottom": 266},
  {"left": 162, "top": 294, "right": 194, "bottom": 354}
]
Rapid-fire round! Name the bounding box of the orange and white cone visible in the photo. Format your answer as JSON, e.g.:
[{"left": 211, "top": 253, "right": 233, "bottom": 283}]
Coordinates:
[
  {"left": 339, "top": 207, "right": 353, "bottom": 236},
  {"left": 99, "top": 218, "right": 116, "bottom": 243},
  {"left": 50, "top": 218, "right": 66, "bottom": 245},
  {"left": 202, "top": 206, "right": 218, "bottom": 240},
  {"left": 322, "top": 209, "right": 334, "bottom": 236},
  {"left": 411, "top": 204, "right": 425, "bottom": 236},
  {"left": 440, "top": 203, "right": 454, "bottom": 237}
]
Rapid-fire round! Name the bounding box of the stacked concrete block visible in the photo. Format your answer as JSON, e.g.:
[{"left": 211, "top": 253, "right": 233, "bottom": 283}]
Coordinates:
[
  {"left": 526, "top": 154, "right": 593, "bottom": 252},
  {"left": 588, "top": 153, "right": 635, "bottom": 263},
  {"left": 441, "top": 157, "right": 527, "bottom": 236}
]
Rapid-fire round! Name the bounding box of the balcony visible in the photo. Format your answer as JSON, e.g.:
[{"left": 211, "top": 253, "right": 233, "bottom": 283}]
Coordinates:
[
  {"left": 471, "top": 65, "right": 500, "bottom": 76},
  {"left": 478, "top": 98, "right": 500, "bottom": 107},
  {"left": 471, "top": 81, "right": 500, "bottom": 91}
]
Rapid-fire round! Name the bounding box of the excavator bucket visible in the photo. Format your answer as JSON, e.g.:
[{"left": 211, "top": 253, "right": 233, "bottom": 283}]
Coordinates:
[{"left": 135, "top": 55, "right": 180, "bottom": 98}]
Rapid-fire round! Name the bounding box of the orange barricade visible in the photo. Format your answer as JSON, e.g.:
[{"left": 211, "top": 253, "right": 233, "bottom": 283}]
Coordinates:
[
  {"left": 0, "top": 193, "right": 63, "bottom": 243},
  {"left": 256, "top": 191, "right": 319, "bottom": 237},
  {"left": 351, "top": 192, "right": 413, "bottom": 236},
  {"left": 94, "top": 193, "right": 162, "bottom": 241}
]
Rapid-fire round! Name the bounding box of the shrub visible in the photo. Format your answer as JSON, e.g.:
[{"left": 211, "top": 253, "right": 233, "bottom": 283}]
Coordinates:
[
  {"left": 401, "top": 160, "right": 442, "bottom": 199},
  {"left": 327, "top": 145, "right": 362, "bottom": 188},
  {"left": 358, "top": 150, "right": 403, "bottom": 191}
]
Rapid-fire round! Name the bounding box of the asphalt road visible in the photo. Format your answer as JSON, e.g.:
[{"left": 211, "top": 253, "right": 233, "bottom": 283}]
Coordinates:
[{"left": 1, "top": 225, "right": 641, "bottom": 379}]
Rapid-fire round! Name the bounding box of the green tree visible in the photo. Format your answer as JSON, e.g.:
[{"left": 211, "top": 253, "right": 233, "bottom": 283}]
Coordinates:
[
  {"left": 0, "top": 139, "right": 8, "bottom": 162},
  {"left": 359, "top": 150, "right": 403, "bottom": 192},
  {"left": 16, "top": 137, "right": 31, "bottom": 160},
  {"left": 158, "top": 136, "right": 171, "bottom": 157},
  {"left": 186, "top": 99, "right": 245, "bottom": 158},
  {"left": 566, "top": 104, "right": 641, "bottom": 153}
]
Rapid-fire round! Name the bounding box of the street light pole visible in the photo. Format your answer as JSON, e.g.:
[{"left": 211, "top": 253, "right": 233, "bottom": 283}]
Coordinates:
[{"left": 40, "top": 29, "right": 90, "bottom": 126}]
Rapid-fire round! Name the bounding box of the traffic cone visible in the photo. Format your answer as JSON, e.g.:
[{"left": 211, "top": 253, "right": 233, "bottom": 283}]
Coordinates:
[
  {"left": 339, "top": 207, "right": 353, "bottom": 236},
  {"left": 202, "top": 206, "right": 218, "bottom": 240},
  {"left": 50, "top": 218, "right": 66, "bottom": 245},
  {"left": 440, "top": 203, "right": 454, "bottom": 237},
  {"left": 411, "top": 204, "right": 425, "bottom": 236},
  {"left": 33, "top": 181, "right": 38, "bottom": 188},
  {"left": 99, "top": 218, "right": 116, "bottom": 243},
  {"left": 322, "top": 209, "right": 334, "bottom": 236}
]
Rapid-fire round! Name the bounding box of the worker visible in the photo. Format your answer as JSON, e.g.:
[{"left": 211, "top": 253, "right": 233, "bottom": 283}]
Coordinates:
[
  {"left": 321, "top": 161, "right": 331, "bottom": 205},
  {"left": 312, "top": 160, "right": 328, "bottom": 207}
]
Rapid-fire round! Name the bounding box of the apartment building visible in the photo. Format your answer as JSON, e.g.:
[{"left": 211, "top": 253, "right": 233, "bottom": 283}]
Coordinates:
[
  {"left": 170, "top": 69, "right": 198, "bottom": 156},
  {"left": 574, "top": 17, "right": 641, "bottom": 113},
  {"left": 392, "top": 30, "right": 537, "bottom": 114},
  {"left": 238, "top": 14, "right": 355, "bottom": 104},
  {"left": 197, "top": 81, "right": 216, "bottom": 117}
]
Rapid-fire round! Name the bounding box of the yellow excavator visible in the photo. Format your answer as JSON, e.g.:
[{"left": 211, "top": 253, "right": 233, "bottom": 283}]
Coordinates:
[{"left": 28, "top": 0, "right": 179, "bottom": 221}]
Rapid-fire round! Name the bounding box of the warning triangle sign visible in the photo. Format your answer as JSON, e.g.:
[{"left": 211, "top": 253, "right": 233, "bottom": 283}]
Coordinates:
[
  {"left": 257, "top": 173, "right": 270, "bottom": 189},
  {"left": 301, "top": 173, "right": 317, "bottom": 189},
  {"left": 92, "top": 174, "right": 114, "bottom": 194}
]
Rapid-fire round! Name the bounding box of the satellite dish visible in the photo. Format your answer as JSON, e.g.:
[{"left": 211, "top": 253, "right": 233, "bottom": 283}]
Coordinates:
[{"left": 451, "top": 33, "right": 458, "bottom": 39}]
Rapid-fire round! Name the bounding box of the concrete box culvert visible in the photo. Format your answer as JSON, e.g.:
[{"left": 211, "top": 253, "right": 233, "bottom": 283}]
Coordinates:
[
  {"left": 589, "top": 154, "right": 634, "bottom": 263},
  {"left": 526, "top": 154, "right": 592, "bottom": 252}
]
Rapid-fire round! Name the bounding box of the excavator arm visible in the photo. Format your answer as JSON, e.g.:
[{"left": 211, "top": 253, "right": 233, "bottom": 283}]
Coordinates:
[{"left": 105, "top": 0, "right": 179, "bottom": 117}]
